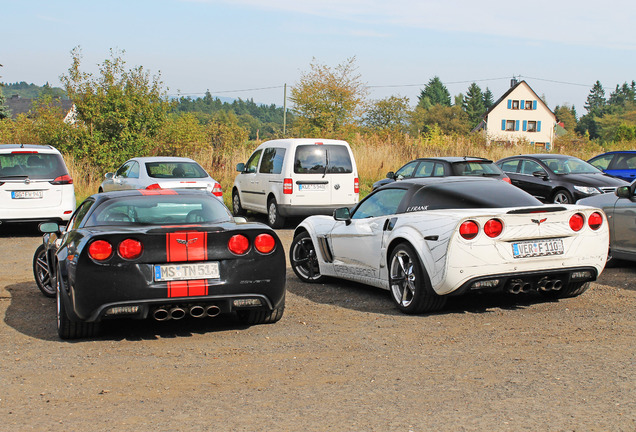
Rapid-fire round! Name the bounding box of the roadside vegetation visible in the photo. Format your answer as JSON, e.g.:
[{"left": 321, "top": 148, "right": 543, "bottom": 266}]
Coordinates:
[{"left": 1, "top": 49, "right": 635, "bottom": 205}]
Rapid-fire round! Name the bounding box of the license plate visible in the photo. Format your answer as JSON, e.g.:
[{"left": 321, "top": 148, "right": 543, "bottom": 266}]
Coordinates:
[
  {"left": 12, "top": 190, "right": 43, "bottom": 199},
  {"left": 154, "top": 262, "right": 219, "bottom": 281},
  {"left": 512, "top": 239, "right": 564, "bottom": 258},
  {"left": 298, "top": 183, "right": 326, "bottom": 191}
]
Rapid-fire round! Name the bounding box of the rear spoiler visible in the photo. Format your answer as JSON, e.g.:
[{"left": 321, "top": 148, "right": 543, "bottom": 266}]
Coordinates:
[{"left": 507, "top": 206, "right": 567, "bottom": 214}]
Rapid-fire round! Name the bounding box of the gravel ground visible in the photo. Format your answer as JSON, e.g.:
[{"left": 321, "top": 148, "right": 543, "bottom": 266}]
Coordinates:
[{"left": 0, "top": 223, "right": 634, "bottom": 432}]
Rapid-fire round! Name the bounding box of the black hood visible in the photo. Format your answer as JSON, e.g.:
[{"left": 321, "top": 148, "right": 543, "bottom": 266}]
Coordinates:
[{"left": 559, "top": 173, "right": 628, "bottom": 188}]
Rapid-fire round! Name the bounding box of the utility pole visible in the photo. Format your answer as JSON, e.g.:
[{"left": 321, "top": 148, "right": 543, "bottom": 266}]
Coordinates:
[{"left": 283, "top": 83, "right": 287, "bottom": 136}]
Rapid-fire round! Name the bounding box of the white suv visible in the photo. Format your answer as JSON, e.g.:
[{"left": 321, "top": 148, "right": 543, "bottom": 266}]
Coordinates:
[
  {"left": 0, "top": 144, "right": 76, "bottom": 225},
  {"left": 232, "top": 138, "right": 359, "bottom": 228}
]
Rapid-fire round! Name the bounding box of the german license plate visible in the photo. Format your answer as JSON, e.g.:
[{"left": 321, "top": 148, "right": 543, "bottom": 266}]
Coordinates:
[
  {"left": 12, "top": 190, "right": 43, "bottom": 199},
  {"left": 512, "top": 239, "right": 564, "bottom": 258},
  {"left": 298, "top": 183, "right": 326, "bottom": 191},
  {"left": 154, "top": 262, "right": 219, "bottom": 281}
]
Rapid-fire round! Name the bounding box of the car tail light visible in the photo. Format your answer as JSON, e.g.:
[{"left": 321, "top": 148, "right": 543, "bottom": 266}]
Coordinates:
[
  {"left": 11, "top": 150, "right": 38, "bottom": 154},
  {"left": 354, "top": 177, "right": 359, "bottom": 194},
  {"left": 212, "top": 182, "right": 223, "bottom": 197},
  {"left": 146, "top": 183, "right": 162, "bottom": 190},
  {"left": 502, "top": 176, "right": 511, "bottom": 184},
  {"left": 88, "top": 240, "right": 113, "bottom": 261},
  {"left": 283, "top": 178, "right": 293, "bottom": 194},
  {"left": 459, "top": 220, "right": 479, "bottom": 240},
  {"left": 228, "top": 234, "right": 249, "bottom": 255},
  {"left": 588, "top": 212, "right": 603, "bottom": 230},
  {"left": 484, "top": 218, "right": 503, "bottom": 238},
  {"left": 254, "top": 233, "right": 276, "bottom": 254},
  {"left": 50, "top": 174, "right": 73, "bottom": 185},
  {"left": 118, "top": 238, "right": 143, "bottom": 259},
  {"left": 569, "top": 213, "right": 585, "bottom": 231}
]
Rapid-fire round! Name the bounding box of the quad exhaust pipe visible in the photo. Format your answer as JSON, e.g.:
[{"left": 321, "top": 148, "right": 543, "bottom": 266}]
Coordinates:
[
  {"left": 507, "top": 278, "right": 564, "bottom": 294},
  {"left": 152, "top": 304, "right": 221, "bottom": 321}
]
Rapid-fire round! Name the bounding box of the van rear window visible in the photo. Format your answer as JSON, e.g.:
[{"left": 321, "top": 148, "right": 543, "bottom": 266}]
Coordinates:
[{"left": 294, "top": 145, "right": 353, "bottom": 174}]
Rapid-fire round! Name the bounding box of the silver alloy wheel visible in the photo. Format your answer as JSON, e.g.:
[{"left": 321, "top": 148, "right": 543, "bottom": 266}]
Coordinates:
[
  {"left": 390, "top": 250, "right": 416, "bottom": 307},
  {"left": 268, "top": 201, "right": 277, "bottom": 226},
  {"left": 291, "top": 236, "right": 321, "bottom": 280},
  {"left": 553, "top": 191, "right": 571, "bottom": 204},
  {"left": 232, "top": 193, "right": 241, "bottom": 215}
]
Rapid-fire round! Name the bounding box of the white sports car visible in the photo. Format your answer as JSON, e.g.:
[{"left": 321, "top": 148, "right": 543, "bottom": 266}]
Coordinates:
[{"left": 290, "top": 177, "right": 609, "bottom": 314}]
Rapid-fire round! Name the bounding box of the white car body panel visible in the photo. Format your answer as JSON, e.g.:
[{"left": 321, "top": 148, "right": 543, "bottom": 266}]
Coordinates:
[{"left": 296, "top": 205, "right": 608, "bottom": 296}]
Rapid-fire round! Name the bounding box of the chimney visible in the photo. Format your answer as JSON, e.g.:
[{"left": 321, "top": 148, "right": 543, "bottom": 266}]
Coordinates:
[{"left": 510, "top": 77, "right": 518, "bottom": 87}]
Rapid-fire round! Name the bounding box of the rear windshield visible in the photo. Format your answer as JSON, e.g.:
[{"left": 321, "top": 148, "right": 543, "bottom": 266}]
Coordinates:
[
  {"left": 85, "top": 195, "right": 232, "bottom": 226},
  {"left": 294, "top": 145, "right": 353, "bottom": 174},
  {"left": 145, "top": 161, "right": 209, "bottom": 179},
  {"left": 408, "top": 180, "right": 541, "bottom": 211},
  {"left": 0, "top": 152, "right": 68, "bottom": 179},
  {"left": 451, "top": 161, "right": 502, "bottom": 177}
]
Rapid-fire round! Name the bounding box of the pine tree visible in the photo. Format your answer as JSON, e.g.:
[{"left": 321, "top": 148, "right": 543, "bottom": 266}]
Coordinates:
[
  {"left": 462, "top": 83, "right": 485, "bottom": 128},
  {"left": 584, "top": 81, "right": 606, "bottom": 114},
  {"left": 483, "top": 88, "right": 494, "bottom": 110},
  {"left": 417, "top": 76, "right": 451, "bottom": 108}
]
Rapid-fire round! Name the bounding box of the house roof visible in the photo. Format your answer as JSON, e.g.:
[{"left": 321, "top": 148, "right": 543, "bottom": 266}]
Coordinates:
[
  {"left": 5, "top": 95, "right": 74, "bottom": 120},
  {"left": 482, "top": 80, "right": 556, "bottom": 121}
]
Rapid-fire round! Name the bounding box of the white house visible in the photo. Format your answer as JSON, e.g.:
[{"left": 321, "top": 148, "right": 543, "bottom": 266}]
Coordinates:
[{"left": 479, "top": 80, "right": 556, "bottom": 150}]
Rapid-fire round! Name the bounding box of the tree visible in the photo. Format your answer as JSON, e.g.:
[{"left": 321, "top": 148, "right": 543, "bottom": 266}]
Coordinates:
[
  {"left": 411, "top": 105, "right": 470, "bottom": 136},
  {"left": 0, "top": 64, "right": 10, "bottom": 120},
  {"left": 364, "top": 96, "right": 410, "bottom": 132},
  {"left": 584, "top": 81, "right": 606, "bottom": 114},
  {"left": 417, "top": 76, "right": 451, "bottom": 108},
  {"left": 60, "top": 47, "right": 171, "bottom": 170},
  {"left": 554, "top": 104, "right": 577, "bottom": 132},
  {"left": 462, "top": 83, "right": 485, "bottom": 129},
  {"left": 483, "top": 88, "right": 494, "bottom": 110},
  {"left": 290, "top": 57, "right": 368, "bottom": 134}
]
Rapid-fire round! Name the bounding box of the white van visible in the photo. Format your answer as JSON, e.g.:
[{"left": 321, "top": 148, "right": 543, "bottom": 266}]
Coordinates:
[{"left": 232, "top": 138, "right": 359, "bottom": 228}]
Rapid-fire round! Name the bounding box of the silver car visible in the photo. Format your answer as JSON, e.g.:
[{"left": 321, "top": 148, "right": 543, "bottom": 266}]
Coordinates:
[{"left": 99, "top": 157, "right": 223, "bottom": 200}]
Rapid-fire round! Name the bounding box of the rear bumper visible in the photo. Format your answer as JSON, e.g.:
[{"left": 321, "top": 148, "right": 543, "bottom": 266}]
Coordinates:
[{"left": 278, "top": 204, "right": 356, "bottom": 217}]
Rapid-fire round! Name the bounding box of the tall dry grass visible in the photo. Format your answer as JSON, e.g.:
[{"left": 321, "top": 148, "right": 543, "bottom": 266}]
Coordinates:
[{"left": 66, "top": 132, "right": 635, "bottom": 205}]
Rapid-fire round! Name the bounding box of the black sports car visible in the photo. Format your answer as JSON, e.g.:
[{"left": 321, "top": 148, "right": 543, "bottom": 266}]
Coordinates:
[
  {"left": 373, "top": 156, "right": 510, "bottom": 190},
  {"left": 496, "top": 154, "right": 628, "bottom": 204},
  {"left": 33, "top": 189, "right": 286, "bottom": 339}
]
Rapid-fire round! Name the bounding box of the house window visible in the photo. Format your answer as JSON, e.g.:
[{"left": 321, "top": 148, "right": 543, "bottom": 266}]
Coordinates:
[
  {"left": 534, "top": 142, "right": 547, "bottom": 149},
  {"left": 511, "top": 100, "right": 520, "bottom": 110},
  {"left": 525, "top": 101, "right": 534, "bottom": 110},
  {"left": 527, "top": 121, "right": 537, "bottom": 132},
  {"left": 505, "top": 120, "right": 516, "bottom": 131}
]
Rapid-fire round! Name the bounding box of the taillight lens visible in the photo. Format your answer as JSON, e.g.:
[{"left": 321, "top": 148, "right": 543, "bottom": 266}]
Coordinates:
[
  {"left": 459, "top": 220, "right": 479, "bottom": 240},
  {"left": 354, "top": 177, "right": 359, "bottom": 194},
  {"left": 212, "top": 182, "right": 223, "bottom": 197},
  {"left": 146, "top": 183, "right": 161, "bottom": 190},
  {"left": 254, "top": 233, "right": 276, "bottom": 254},
  {"left": 502, "top": 176, "right": 511, "bottom": 184},
  {"left": 50, "top": 174, "right": 73, "bottom": 185},
  {"left": 588, "top": 212, "right": 603, "bottom": 230},
  {"left": 283, "top": 178, "right": 293, "bottom": 194},
  {"left": 569, "top": 213, "right": 585, "bottom": 231},
  {"left": 484, "top": 218, "right": 503, "bottom": 238},
  {"left": 228, "top": 234, "right": 249, "bottom": 255},
  {"left": 118, "top": 238, "right": 143, "bottom": 259},
  {"left": 88, "top": 240, "right": 113, "bottom": 261}
]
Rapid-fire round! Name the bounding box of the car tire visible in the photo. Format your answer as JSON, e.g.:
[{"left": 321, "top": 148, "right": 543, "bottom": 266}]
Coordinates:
[
  {"left": 552, "top": 189, "right": 573, "bottom": 204},
  {"left": 267, "top": 198, "right": 285, "bottom": 229},
  {"left": 232, "top": 190, "right": 246, "bottom": 217},
  {"left": 237, "top": 302, "right": 285, "bottom": 325},
  {"left": 389, "top": 243, "right": 446, "bottom": 314},
  {"left": 33, "top": 244, "right": 55, "bottom": 298},
  {"left": 540, "top": 281, "right": 590, "bottom": 299},
  {"left": 290, "top": 232, "right": 325, "bottom": 283},
  {"left": 56, "top": 266, "right": 99, "bottom": 340}
]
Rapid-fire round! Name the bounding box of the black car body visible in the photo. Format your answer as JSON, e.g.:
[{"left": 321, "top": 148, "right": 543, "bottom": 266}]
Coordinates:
[
  {"left": 578, "top": 181, "right": 636, "bottom": 262},
  {"left": 35, "top": 189, "right": 286, "bottom": 339},
  {"left": 496, "top": 154, "right": 628, "bottom": 204},
  {"left": 373, "top": 156, "right": 509, "bottom": 190}
]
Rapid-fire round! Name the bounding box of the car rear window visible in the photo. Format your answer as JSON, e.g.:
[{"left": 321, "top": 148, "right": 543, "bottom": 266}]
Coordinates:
[
  {"left": 408, "top": 180, "right": 542, "bottom": 211},
  {"left": 86, "top": 195, "right": 232, "bottom": 226},
  {"left": 0, "top": 152, "right": 68, "bottom": 179},
  {"left": 294, "top": 145, "right": 353, "bottom": 174},
  {"left": 451, "top": 161, "right": 502, "bottom": 177},
  {"left": 145, "top": 162, "right": 208, "bottom": 178}
]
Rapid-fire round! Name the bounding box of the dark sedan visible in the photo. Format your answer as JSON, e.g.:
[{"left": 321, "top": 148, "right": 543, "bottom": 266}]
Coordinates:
[
  {"left": 33, "top": 189, "right": 286, "bottom": 339},
  {"left": 372, "top": 156, "right": 509, "bottom": 190},
  {"left": 588, "top": 150, "right": 636, "bottom": 182},
  {"left": 496, "top": 154, "right": 628, "bottom": 204},
  {"left": 578, "top": 181, "right": 636, "bottom": 262}
]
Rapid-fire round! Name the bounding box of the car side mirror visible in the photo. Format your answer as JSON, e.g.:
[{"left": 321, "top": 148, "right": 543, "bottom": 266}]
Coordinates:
[
  {"left": 233, "top": 216, "right": 248, "bottom": 223},
  {"left": 333, "top": 207, "right": 351, "bottom": 225},
  {"left": 386, "top": 171, "right": 395, "bottom": 179},
  {"left": 39, "top": 222, "right": 60, "bottom": 233},
  {"left": 532, "top": 170, "right": 548, "bottom": 179},
  {"left": 616, "top": 185, "right": 633, "bottom": 198},
  {"left": 236, "top": 163, "right": 245, "bottom": 172},
  {"left": 105, "top": 172, "right": 114, "bottom": 179}
]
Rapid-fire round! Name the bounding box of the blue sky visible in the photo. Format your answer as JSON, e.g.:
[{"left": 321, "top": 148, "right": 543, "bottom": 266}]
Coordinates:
[{"left": 2, "top": 0, "right": 635, "bottom": 114}]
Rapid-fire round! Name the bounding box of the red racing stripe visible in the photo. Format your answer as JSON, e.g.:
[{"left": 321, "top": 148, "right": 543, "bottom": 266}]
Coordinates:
[{"left": 167, "top": 280, "right": 209, "bottom": 298}]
